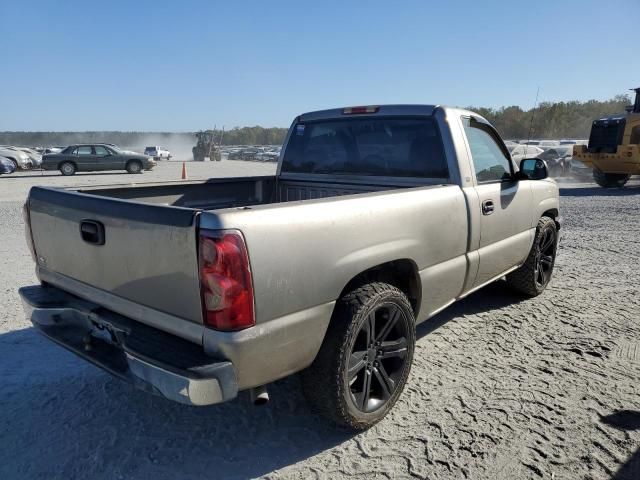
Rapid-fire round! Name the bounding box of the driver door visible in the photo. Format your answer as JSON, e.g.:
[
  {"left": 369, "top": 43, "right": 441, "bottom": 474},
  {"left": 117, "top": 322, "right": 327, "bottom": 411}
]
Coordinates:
[{"left": 462, "top": 117, "right": 534, "bottom": 288}]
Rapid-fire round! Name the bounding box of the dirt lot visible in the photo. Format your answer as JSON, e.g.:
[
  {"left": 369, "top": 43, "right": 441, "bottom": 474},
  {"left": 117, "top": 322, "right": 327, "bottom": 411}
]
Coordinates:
[{"left": 1, "top": 163, "right": 639, "bottom": 479}]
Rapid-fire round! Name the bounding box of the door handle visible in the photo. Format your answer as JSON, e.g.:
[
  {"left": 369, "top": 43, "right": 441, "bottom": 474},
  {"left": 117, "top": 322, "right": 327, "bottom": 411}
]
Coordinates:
[{"left": 482, "top": 200, "right": 494, "bottom": 215}]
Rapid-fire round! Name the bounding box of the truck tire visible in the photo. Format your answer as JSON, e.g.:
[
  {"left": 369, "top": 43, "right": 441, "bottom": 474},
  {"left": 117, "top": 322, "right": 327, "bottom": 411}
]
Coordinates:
[
  {"left": 506, "top": 216, "right": 557, "bottom": 297},
  {"left": 301, "top": 282, "right": 415, "bottom": 430},
  {"left": 126, "top": 160, "right": 142, "bottom": 174},
  {"left": 59, "top": 162, "right": 76, "bottom": 176},
  {"left": 593, "top": 169, "right": 630, "bottom": 188}
]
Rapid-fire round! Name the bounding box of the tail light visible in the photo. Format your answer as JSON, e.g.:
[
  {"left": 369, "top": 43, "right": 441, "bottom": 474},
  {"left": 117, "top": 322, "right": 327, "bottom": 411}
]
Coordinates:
[
  {"left": 22, "top": 201, "right": 37, "bottom": 262},
  {"left": 198, "top": 229, "right": 255, "bottom": 331}
]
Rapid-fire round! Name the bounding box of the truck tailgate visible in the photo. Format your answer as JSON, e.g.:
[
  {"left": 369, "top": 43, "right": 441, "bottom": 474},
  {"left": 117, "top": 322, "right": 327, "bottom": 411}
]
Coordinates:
[{"left": 28, "top": 187, "right": 203, "bottom": 325}]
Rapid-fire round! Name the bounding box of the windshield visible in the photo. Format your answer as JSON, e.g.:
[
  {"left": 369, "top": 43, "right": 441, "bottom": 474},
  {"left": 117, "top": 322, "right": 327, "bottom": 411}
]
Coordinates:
[
  {"left": 558, "top": 147, "right": 573, "bottom": 156},
  {"left": 281, "top": 117, "right": 448, "bottom": 178}
]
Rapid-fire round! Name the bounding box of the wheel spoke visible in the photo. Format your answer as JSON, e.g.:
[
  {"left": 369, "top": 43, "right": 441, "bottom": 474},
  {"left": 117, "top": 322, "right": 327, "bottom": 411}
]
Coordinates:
[
  {"left": 536, "top": 265, "right": 545, "bottom": 285},
  {"left": 373, "top": 364, "right": 395, "bottom": 400},
  {"left": 357, "top": 368, "right": 372, "bottom": 410},
  {"left": 375, "top": 306, "right": 400, "bottom": 342},
  {"left": 379, "top": 337, "right": 408, "bottom": 359},
  {"left": 348, "top": 350, "right": 367, "bottom": 382}
]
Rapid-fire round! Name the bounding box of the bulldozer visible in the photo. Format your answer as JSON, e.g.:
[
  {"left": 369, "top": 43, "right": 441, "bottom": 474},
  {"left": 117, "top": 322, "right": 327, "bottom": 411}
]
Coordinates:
[
  {"left": 192, "top": 130, "right": 222, "bottom": 162},
  {"left": 573, "top": 87, "right": 640, "bottom": 187}
]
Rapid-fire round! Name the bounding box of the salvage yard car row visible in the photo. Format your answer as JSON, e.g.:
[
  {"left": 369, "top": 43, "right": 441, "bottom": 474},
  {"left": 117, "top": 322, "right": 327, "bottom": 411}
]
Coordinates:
[
  {"left": 0, "top": 145, "right": 43, "bottom": 171},
  {"left": 0, "top": 139, "right": 593, "bottom": 181},
  {"left": 224, "top": 145, "right": 281, "bottom": 162}
]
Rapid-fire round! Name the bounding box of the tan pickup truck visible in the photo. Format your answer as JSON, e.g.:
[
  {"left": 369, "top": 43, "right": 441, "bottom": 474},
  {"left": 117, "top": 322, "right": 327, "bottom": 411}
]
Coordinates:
[{"left": 20, "top": 105, "right": 560, "bottom": 429}]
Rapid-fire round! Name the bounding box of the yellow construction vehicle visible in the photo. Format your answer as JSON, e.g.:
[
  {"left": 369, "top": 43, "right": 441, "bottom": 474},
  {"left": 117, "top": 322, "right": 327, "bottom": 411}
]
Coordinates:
[
  {"left": 192, "top": 130, "right": 222, "bottom": 162},
  {"left": 573, "top": 87, "right": 640, "bottom": 187}
]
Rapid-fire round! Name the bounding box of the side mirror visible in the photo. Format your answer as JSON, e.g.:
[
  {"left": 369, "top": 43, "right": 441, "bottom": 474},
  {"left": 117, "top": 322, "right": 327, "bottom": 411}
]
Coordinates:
[{"left": 519, "top": 158, "right": 548, "bottom": 180}]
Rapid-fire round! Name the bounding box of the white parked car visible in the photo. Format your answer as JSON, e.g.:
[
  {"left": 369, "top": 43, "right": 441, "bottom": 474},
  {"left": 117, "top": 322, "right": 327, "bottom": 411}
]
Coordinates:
[
  {"left": 18, "top": 147, "right": 43, "bottom": 168},
  {"left": 508, "top": 144, "right": 544, "bottom": 167},
  {"left": 144, "top": 146, "right": 172, "bottom": 160}
]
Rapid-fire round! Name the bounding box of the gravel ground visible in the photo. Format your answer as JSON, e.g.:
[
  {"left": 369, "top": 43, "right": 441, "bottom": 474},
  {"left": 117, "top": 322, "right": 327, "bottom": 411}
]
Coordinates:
[{"left": 1, "top": 164, "right": 639, "bottom": 479}]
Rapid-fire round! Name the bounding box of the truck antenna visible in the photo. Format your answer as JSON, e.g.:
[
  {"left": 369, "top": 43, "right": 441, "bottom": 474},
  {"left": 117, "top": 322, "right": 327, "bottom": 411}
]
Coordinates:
[
  {"left": 218, "top": 126, "right": 225, "bottom": 148},
  {"left": 526, "top": 86, "right": 540, "bottom": 146}
]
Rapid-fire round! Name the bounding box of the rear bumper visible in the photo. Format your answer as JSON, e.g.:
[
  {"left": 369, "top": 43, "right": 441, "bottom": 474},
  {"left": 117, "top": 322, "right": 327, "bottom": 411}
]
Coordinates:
[{"left": 19, "top": 285, "right": 238, "bottom": 406}]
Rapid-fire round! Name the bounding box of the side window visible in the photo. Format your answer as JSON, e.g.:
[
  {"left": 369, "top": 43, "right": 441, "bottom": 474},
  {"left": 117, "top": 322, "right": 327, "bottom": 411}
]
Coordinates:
[
  {"left": 77, "top": 146, "right": 93, "bottom": 155},
  {"left": 462, "top": 118, "right": 512, "bottom": 182},
  {"left": 631, "top": 126, "right": 640, "bottom": 145},
  {"left": 94, "top": 146, "right": 109, "bottom": 156}
]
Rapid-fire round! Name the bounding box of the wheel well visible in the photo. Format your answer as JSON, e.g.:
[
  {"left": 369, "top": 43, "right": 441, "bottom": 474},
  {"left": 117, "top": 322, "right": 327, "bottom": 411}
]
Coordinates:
[
  {"left": 338, "top": 259, "right": 421, "bottom": 316},
  {"left": 127, "top": 159, "right": 142, "bottom": 165},
  {"left": 58, "top": 160, "right": 76, "bottom": 169},
  {"left": 542, "top": 209, "right": 560, "bottom": 229}
]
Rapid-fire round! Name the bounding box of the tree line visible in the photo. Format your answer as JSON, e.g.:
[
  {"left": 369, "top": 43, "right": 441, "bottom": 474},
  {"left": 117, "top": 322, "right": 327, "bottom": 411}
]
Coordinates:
[
  {"left": 469, "top": 94, "right": 631, "bottom": 140},
  {"left": 0, "top": 95, "right": 633, "bottom": 147}
]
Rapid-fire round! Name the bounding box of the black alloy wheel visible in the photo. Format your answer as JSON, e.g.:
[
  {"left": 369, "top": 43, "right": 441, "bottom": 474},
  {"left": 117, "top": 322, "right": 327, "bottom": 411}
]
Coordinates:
[{"left": 347, "top": 303, "right": 409, "bottom": 413}]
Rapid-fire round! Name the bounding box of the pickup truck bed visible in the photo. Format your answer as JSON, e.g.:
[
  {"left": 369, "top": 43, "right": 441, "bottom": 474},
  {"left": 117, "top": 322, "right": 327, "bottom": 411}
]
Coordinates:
[{"left": 74, "top": 175, "right": 408, "bottom": 208}]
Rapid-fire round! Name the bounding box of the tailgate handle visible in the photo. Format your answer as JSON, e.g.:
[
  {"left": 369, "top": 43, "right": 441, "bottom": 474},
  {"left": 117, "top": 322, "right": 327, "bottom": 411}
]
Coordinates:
[{"left": 80, "top": 220, "right": 105, "bottom": 245}]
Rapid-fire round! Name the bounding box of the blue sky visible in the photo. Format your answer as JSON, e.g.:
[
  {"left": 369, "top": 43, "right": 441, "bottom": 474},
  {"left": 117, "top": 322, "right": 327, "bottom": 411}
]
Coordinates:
[{"left": 1, "top": 0, "right": 638, "bottom": 131}]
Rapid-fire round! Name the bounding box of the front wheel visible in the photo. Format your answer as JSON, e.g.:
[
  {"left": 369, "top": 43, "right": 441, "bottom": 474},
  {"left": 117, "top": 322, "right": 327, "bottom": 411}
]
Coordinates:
[
  {"left": 593, "top": 169, "right": 630, "bottom": 188},
  {"left": 506, "top": 216, "right": 558, "bottom": 296},
  {"left": 302, "top": 282, "right": 415, "bottom": 430},
  {"left": 126, "top": 161, "right": 142, "bottom": 174}
]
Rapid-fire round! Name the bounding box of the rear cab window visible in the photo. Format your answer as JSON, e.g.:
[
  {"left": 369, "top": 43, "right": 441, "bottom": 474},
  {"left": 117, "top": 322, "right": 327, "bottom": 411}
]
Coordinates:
[{"left": 282, "top": 117, "right": 448, "bottom": 179}]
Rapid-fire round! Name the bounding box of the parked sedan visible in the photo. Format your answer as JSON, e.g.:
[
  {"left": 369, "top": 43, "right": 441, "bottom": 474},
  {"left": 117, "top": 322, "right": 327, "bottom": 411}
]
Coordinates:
[
  {"left": 42, "top": 144, "right": 156, "bottom": 175},
  {"left": 0, "top": 156, "right": 17, "bottom": 174},
  {"left": 18, "top": 147, "right": 43, "bottom": 168},
  {"left": 537, "top": 146, "right": 573, "bottom": 177},
  {"left": 0, "top": 146, "right": 33, "bottom": 170}
]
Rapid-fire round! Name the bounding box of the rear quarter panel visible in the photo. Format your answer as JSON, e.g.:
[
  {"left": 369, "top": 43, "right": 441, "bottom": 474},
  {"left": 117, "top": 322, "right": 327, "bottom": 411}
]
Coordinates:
[{"left": 201, "top": 185, "right": 470, "bottom": 325}]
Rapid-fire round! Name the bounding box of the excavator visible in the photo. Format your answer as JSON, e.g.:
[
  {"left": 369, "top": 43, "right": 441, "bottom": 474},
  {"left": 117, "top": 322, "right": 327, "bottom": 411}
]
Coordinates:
[
  {"left": 192, "top": 130, "right": 222, "bottom": 162},
  {"left": 573, "top": 87, "right": 640, "bottom": 187}
]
